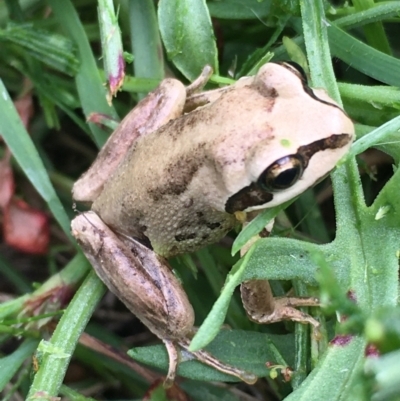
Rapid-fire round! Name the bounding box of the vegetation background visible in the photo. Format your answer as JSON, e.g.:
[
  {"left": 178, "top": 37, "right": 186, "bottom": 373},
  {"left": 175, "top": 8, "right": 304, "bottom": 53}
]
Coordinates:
[{"left": 0, "top": 0, "right": 399, "bottom": 400}]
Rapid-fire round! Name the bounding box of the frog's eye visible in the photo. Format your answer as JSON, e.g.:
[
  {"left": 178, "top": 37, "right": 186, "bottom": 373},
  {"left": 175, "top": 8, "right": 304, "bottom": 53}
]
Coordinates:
[{"left": 258, "top": 155, "right": 305, "bottom": 191}]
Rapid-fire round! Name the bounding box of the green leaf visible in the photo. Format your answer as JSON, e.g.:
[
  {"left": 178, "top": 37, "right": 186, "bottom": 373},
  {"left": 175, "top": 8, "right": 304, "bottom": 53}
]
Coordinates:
[
  {"left": 364, "top": 348, "right": 400, "bottom": 401},
  {"left": 371, "top": 163, "right": 400, "bottom": 227},
  {"left": 129, "top": 0, "right": 164, "bottom": 96},
  {"left": 189, "top": 252, "right": 251, "bottom": 351},
  {"left": 231, "top": 200, "right": 293, "bottom": 256},
  {"left": 129, "top": 330, "right": 294, "bottom": 382},
  {"left": 158, "top": 0, "right": 218, "bottom": 80},
  {"left": 284, "top": 337, "right": 366, "bottom": 401},
  {"left": 300, "top": 0, "right": 340, "bottom": 101},
  {"left": 335, "top": 2, "right": 400, "bottom": 30}
]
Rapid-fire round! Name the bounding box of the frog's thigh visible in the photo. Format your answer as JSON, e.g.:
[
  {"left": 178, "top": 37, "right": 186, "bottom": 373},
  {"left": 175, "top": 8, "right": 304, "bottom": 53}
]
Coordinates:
[
  {"left": 72, "top": 78, "right": 186, "bottom": 203},
  {"left": 71, "top": 211, "right": 194, "bottom": 339},
  {"left": 240, "top": 280, "right": 320, "bottom": 329}
]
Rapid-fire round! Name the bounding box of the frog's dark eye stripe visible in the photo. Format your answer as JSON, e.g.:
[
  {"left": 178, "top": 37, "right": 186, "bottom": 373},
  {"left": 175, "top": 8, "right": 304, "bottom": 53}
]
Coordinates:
[
  {"left": 297, "top": 133, "right": 352, "bottom": 162},
  {"left": 225, "top": 183, "right": 273, "bottom": 214},
  {"left": 225, "top": 133, "right": 352, "bottom": 214}
]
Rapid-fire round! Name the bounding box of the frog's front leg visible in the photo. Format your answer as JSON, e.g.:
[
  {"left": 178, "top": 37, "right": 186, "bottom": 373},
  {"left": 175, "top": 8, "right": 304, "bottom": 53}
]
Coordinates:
[{"left": 71, "top": 212, "right": 257, "bottom": 387}]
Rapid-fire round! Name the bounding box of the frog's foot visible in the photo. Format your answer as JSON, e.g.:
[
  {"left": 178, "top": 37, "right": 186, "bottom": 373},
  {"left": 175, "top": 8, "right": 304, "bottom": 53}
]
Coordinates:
[
  {"left": 254, "top": 296, "right": 320, "bottom": 328},
  {"left": 241, "top": 280, "right": 320, "bottom": 331},
  {"left": 176, "top": 337, "right": 258, "bottom": 385}
]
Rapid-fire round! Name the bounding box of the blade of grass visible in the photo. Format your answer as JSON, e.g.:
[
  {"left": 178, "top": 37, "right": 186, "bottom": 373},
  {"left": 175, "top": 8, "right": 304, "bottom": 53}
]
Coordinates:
[
  {"left": 328, "top": 24, "right": 400, "bottom": 87},
  {"left": 300, "top": 0, "right": 340, "bottom": 102},
  {"left": 0, "top": 81, "right": 72, "bottom": 241},
  {"left": 98, "top": 0, "right": 125, "bottom": 98},
  {"left": 129, "top": 0, "right": 164, "bottom": 99},
  {"left": 351, "top": 0, "right": 391, "bottom": 54},
  {"left": 27, "top": 270, "right": 105, "bottom": 400},
  {"left": 335, "top": 2, "right": 400, "bottom": 29},
  {"left": 48, "top": 0, "right": 118, "bottom": 148},
  {"left": 0, "top": 338, "right": 39, "bottom": 392},
  {"left": 344, "top": 115, "right": 400, "bottom": 161}
]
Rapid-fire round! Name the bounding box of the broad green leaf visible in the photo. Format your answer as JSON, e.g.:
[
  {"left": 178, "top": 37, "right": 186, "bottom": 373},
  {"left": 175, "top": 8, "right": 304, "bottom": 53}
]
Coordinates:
[
  {"left": 181, "top": 380, "right": 242, "bottom": 401},
  {"left": 129, "top": 330, "right": 294, "bottom": 382},
  {"left": 158, "top": 0, "right": 218, "bottom": 80}
]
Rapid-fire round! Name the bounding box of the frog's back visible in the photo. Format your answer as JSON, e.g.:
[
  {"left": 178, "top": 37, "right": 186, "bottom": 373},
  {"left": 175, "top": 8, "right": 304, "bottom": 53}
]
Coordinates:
[
  {"left": 91, "top": 89, "right": 261, "bottom": 257},
  {"left": 91, "top": 83, "right": 283, "bottom": 256}
]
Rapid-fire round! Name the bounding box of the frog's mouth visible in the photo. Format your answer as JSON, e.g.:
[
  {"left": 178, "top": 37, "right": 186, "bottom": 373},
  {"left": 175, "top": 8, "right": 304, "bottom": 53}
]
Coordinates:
[{"left": 224, "top": 133, "right": 352, "bottom": 214}]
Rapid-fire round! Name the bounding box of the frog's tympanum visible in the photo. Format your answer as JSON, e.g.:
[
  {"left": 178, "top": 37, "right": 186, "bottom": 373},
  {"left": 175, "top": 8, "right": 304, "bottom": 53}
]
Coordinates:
[{"left": 71, "top": 62, "right": 354, "bottom": 386}]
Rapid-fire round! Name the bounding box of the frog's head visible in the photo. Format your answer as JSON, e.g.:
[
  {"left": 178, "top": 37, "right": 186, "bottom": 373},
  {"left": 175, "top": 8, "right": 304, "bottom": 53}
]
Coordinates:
[{"left": 222, "top": 62, "right": 355, "bottom": 214}]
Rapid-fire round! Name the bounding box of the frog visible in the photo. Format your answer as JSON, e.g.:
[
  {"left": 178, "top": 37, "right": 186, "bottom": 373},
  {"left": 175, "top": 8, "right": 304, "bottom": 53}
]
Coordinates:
[{"left": 71, "top": 62, "right": 355, "bottom": 386}]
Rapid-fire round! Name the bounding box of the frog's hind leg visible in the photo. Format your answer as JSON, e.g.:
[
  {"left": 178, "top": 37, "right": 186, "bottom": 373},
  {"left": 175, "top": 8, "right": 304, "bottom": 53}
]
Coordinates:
[
  {"left": 240, "top": 280, "right": 320, "bottom": 330},
  {"left": 239, "top": 216, "right": 320, "bottom": 333},
  {"left": 177, "top": 338, "right": 258, "bottom": 385},
  {"left": 163, "top": 340, "right": 180, "bottom": 388},
  {"left": 163, "top": 337, "right": 257, "bottom": 387}
]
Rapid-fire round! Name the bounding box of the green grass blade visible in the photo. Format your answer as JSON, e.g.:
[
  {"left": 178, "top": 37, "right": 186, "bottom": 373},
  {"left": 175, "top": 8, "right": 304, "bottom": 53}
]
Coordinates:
[
  {"left": 351, "top": 0, "right": 391, "bottom": 54},
  {"left": 0, "top": 338, "right": 39, "bottom": 391},
  {"left": 300, "top": 0, "right": 341, "bottom": 101},
  {"left": 335, "top": 2, "right": 400, "bottom": 29},
  {"left": 27, "top": 269, "right": 105, "bottom": 399},
  {"left": 328, "top": 24, "right": 400, "bottom": 87},
  {"left": 48, "top": 0, "right": 118, "bottom": 147},
  {"left": 0, "top": 81, "right": 72, "bottom": 240},
  {"left": 345, "top": 115, "right": 400, "bottom": 160},
  {"left": 129, "top": 0, "right": 164, "bottom": 95}
]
